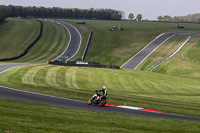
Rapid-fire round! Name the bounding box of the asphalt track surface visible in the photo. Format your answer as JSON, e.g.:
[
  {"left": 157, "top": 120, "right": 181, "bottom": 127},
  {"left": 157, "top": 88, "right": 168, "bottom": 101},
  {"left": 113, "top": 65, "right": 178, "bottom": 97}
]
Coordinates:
[
  {"left": 121, "top": 32, "right": 192, "bottom": 69},
  {"left": 0, "top": 63, "right": 34, "bottom": 74},
  {"left": 53, "top": 21, "right": 81, "bottom": 61}
]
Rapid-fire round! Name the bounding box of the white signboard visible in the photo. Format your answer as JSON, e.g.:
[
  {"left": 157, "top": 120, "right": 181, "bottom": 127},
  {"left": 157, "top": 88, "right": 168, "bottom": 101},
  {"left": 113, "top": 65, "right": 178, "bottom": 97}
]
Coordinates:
[{"left": 76, "top": 62, "right": 88, "bottom": 65}]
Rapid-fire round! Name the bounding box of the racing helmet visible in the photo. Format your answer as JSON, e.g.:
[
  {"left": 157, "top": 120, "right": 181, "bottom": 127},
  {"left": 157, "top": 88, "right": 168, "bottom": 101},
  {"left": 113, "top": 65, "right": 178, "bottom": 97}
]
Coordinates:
[{"left": 102, "top": 86, "right": 106, "bottom": 90}]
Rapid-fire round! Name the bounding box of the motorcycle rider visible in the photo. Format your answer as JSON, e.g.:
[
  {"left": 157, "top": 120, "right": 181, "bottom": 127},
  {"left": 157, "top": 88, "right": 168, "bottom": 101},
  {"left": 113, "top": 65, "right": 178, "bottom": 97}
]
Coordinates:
[{"left": 95, "top": 86, "right": 107, "bottom": 100}]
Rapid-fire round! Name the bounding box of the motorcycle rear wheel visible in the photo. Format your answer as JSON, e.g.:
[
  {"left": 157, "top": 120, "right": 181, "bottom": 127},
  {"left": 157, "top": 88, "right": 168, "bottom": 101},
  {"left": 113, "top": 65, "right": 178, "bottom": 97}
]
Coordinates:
[{"left": 99, "top": 99, "right": 106, "bottom": 107}]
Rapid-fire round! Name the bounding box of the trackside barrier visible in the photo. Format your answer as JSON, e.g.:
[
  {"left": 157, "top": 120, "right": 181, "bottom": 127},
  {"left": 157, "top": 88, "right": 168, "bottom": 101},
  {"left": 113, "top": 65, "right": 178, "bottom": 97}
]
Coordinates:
[
  {"left": 82, "top": 31, "right": 93, "bottom": 62},
  {"left": 0, "top": 20, "right": 43, "bottom": 61},
  {"left": 49, "top": 61, "right": 120, "bottom": 70}
]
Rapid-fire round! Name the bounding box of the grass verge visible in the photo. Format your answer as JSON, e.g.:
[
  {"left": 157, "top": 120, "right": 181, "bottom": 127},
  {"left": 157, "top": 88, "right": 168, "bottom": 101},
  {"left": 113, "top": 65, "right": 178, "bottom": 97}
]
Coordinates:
[
  {"left": 153, "top": 35, "right": 200, "bottom": 79},
  {"left": 0, "top": 98, "right": 200, "bottom": 133}
]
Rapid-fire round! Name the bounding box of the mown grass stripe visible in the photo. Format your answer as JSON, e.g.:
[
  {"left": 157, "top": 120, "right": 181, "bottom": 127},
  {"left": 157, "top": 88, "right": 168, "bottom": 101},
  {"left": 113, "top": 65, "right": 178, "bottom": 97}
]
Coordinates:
[
  {"left": 30, "top": 23, "right": 60, "bottom": 62},
  {"left": 7, "top": 66, "right": 33, "bottom": 86},
  {"left": 0, "top": 19, "right": 37, "bottom": 59},
  {"left": 56, "top": 66, "right": 67, "bottom": 88},
  {"left": 11, "top": 20, "right": 38, "bottom": 56},
  {"left": 22, "top": 65, "right": 47, "bottom": 85},
  {"left": 65, "top": 67, "right": 79, "bottom": 89},
  {"left": 34, "top": 66, "right": 52, "bottom": 86},
  {"left": 14, "top": 20, "right": 69, "bottom": 63},
  {"left": 46, "top": 66, "right": 61, "bottom": 87}
]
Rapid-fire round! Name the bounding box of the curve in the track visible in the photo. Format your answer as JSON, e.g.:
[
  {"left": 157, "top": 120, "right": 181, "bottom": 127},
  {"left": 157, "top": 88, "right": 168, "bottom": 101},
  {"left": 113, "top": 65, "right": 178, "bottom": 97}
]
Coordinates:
[
  {"left": 1, "top": 26, "right": 200, "bottom": 121},
  {"left": 0, "top": 83, "right": 200, "bottom": 121},
  {"left": 121, "top": 32, "right": 195, "bottom": 69},
  {"left": 53, "top": 21, "right": 81, "bottom": 61},
  {"left": 0, "top": 64, "right": 200, "bottom": 121}
]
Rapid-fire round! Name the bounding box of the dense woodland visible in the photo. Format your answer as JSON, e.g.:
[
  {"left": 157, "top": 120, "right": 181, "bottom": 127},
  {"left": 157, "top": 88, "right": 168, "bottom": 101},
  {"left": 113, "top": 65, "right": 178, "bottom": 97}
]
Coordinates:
[
  {"left": 0, "top": 6, "right": 7, "bottom": 22},
  {"left": 173, "top": 13, "right": 200, "bottom": 23},
  {"left": 0, "top": 5, "right": 123, "bottom": 20}
]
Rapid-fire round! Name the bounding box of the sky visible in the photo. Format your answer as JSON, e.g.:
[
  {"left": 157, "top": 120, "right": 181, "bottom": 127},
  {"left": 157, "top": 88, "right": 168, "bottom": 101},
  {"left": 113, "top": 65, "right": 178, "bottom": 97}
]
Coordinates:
[{"left": 1, "top": 0, "right": 200, "bottom": 20}]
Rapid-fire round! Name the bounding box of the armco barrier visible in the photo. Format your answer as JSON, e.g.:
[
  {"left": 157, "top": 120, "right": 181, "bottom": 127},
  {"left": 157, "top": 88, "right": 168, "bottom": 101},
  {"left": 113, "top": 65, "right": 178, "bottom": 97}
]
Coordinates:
[
  {"left": 0, "top": 20, "right": 43, "bottom": 61},
  {"left": 82, "top": 31, "right": 93, "bottom": 62},
  {"left": 49, "top": 61, "right": 120, "bottom": 69}
]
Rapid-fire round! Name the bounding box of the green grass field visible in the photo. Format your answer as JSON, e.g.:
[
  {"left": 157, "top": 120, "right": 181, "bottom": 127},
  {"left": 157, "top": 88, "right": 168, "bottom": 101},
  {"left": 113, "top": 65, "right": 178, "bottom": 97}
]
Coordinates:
[
  {"left": 0, "top": 64, "right": 200, "bottom": 117},
  {"left": 1, "top": 19, "right": 200, "bottom": 132},
  {"left": 62, "top": 19, "right": 200, "bottom": 66},
  {"left": 152, "top": 35, "right": 200, "bottom": 79},
  {"left": 1, "top": 98, "right": 200, "bottom": 133},
  {"left": 0, "top": 18, "right": 40, "bottom": 59},
  {"left": 14, "top": 20, "right": 69, "bottom": 63},
  {"left": 0, "top": 18, "right": 69, "bottom": 63}
]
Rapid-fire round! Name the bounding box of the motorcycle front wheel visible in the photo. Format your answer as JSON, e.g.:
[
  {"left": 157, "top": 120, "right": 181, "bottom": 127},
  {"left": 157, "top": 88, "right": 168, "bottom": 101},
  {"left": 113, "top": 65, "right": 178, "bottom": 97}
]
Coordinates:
[{"left": 88, "top": 99, "right": 92, "bottom": 105}]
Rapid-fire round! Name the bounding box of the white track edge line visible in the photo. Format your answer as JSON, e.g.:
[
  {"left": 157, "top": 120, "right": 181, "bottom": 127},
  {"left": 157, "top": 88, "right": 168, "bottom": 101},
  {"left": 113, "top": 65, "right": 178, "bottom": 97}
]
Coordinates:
[
  {"left": 121, "top": 33, "right": 166, "bottom": 68},
  {"left": 53, "top": 21, "right": 82, "bottom": 61},
  {"left": 134, "top": 34, "right": 175, "bottom": 69},
  {"left": 52, "top": 22, "right": 72, "bottom": 61},
  {"left": 118, "top": 106, "right": 143, "bottom": 110}
]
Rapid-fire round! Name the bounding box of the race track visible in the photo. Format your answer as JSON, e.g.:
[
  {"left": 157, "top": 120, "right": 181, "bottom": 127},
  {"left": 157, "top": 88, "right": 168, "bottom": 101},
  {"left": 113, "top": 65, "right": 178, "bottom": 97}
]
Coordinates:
[
  {"left": 121, "top": 32, "right": 194, "bottom": 69},
  {"left": 0, "top": 64, "right": 200, "bottom": 121},
  {"left": 53, "top": 21, "right": 81, "bottom": 61},
  {"left": 0, "top": 23, "right": 200, "bottom": 121}
]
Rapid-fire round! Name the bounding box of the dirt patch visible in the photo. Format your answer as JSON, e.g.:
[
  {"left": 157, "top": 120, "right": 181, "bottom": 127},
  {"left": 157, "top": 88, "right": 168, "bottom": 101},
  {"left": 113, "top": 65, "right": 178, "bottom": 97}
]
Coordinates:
[{"left": 191, "top": 72, "right": 200, "bottom": 78}]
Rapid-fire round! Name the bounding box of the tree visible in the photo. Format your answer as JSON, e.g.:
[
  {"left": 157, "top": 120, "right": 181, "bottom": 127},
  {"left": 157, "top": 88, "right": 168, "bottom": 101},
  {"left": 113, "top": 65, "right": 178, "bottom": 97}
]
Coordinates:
[
  {"left": 128, "top": 13, "right": 134, "bottom": 20},
  {"left": 163, "top": 15, "right": 173, "bottom": 22},
  {"left": 157, "top": 16, "right": 163, "bottom": 21},
  {"left": 1, "top": 5, "right": 122, "bottom": 20},
  {"left": 136, "top": 14, "right": 142, "bottom": 21},
  {"left": 111, "top": 13, "right": 121, "bottom": 20},
  {"left": 0, "top": 6, "right": 7, "bottom": 22}
]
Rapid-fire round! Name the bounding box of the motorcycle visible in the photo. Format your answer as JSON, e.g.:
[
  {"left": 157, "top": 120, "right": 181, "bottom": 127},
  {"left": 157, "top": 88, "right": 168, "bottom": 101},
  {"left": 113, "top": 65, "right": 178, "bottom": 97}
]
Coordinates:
[{"left": 88, "top": 92, "right": 107, "bottom": 107}]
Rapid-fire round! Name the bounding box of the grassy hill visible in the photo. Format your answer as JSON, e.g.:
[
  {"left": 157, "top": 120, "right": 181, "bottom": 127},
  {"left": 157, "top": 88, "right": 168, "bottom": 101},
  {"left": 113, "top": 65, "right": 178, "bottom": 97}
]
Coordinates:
[
  {"left": 62, "top": 19, "right": 200, "bottom": 66},
  {"left": 152, "top": 35, "right": 200, "bottom": 79},
  {"left": 1, "top": 19, "right": 200, "bottom": 132},
  {"left": 0, "top": 18, "right": 69, "bottom": 63},
  {"left": 0, "top": 19, "right": 69, "bottom": 64},
  {"left": 0, "top": 64, "right": 200, "bottom": 117},
  {"left": 14, "top": 20, "right": 69, "bottom": 63},
  {"left": 0, "top": 18, "right": 40, "bottom": 59}
]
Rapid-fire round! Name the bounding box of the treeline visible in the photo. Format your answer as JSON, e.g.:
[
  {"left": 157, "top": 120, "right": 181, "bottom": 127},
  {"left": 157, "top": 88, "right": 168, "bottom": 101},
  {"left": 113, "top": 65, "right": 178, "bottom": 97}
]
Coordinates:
[
  {"left": 0, "top": 6, "right": 7, "bottom": 22},
  {"left": 0, "top": 5, "right": 122, "bottom": 20},
  {"left": 174, "top": 13, "right": 200, "bottom": 23},
  {"left": 157, "top": 13, "right": 200, "bottom": 23}
]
